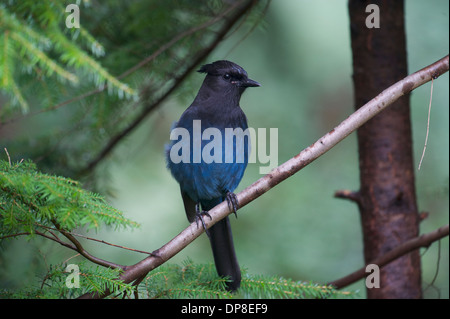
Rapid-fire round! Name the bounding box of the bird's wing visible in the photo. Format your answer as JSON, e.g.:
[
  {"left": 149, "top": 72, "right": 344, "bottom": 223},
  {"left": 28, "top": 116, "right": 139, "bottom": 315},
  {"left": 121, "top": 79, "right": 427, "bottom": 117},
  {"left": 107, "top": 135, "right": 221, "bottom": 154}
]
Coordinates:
[{"left": 181, "top": 189, "right": 197, "bottom": 223}]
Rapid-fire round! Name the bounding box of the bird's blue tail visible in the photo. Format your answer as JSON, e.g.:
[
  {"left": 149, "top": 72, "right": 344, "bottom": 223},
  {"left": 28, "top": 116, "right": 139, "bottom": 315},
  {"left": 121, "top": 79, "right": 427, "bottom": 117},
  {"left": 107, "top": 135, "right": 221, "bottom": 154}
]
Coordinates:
[
  {"left": 208, "top": 215, "right": 241, "bottom": 291},
  {"left": 181, "top": 192, "right": 241, "bottom": 291}
]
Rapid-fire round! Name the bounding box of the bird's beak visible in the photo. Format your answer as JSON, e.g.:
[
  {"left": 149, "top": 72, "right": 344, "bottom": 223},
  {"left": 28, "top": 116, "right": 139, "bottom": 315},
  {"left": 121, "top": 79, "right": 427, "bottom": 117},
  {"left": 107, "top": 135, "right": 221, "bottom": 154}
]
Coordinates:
[{"left": 242, "top": 78, "right": 261, "bottom": 88}]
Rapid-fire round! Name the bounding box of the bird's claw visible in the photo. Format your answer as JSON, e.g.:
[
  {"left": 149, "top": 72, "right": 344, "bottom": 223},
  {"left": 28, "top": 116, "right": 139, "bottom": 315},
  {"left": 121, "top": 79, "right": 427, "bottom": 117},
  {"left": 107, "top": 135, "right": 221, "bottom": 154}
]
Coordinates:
[
  {"left": 226, "top": 192, "right": 239, "bottom": 218},
  {"left": 195, "top": 204, "right": 212, "bottom": 237}
]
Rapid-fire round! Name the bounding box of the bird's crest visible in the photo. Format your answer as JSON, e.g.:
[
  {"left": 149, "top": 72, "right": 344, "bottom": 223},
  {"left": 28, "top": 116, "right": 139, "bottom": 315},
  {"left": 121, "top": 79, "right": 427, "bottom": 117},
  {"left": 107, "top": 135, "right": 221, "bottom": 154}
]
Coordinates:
[{"left": 198, "top": 60, "right": 247, "bottom": 77}]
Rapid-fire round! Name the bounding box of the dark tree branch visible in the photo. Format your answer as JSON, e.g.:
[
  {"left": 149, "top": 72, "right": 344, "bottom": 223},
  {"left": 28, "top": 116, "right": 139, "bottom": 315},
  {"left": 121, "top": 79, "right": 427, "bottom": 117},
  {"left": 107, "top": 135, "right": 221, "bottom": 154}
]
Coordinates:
[
  {"left": 0, "top": 192, "right": 134, "bottom": 267},
  {"left": 78, "top": 0, "right": 259, "bottom": 176},
  {"left": 66, "top": 231, "right": 153, "bottom": 255},
  {"left": 0, "top": 1, "right": 257, "bottom": 126},
  {"left": 334, "top": 189, "right": 362, "bottom": 204},
  {"left": 116, "top": 0, "right": 252, "bottom": 80},
  {"left": 328, "top": 224, "right": 449, "bottom": 289},
  {"left": 52, "top": 220, "right": 126, "bottom": 270},
  {"left": 78, "top": 55, "right": 449, "bottom": 299},
  {"left": 1, "top": 230, "right": 77, "bottom": 252}
]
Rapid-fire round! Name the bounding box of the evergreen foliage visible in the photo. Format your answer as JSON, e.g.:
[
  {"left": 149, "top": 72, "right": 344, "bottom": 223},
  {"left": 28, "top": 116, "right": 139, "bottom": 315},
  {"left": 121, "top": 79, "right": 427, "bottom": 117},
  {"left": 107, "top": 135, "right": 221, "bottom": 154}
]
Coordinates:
[
  {"left": 0, "top": 258, "right": 355, "bottom": 299},
  {"left": 140, "top": 259, "right": 356, "bottom": 299},
  {"left": 0, "top": 1, "right": 136, "bottom": 114},
  {"left": 0, "top": 262, "right": 135, "bottom": 299},
  {"left": 0, "top": 157, "right": 355, "bottom": 299},
  {"left": 0, "top": 159, "right": 138, "bottom": 237}
]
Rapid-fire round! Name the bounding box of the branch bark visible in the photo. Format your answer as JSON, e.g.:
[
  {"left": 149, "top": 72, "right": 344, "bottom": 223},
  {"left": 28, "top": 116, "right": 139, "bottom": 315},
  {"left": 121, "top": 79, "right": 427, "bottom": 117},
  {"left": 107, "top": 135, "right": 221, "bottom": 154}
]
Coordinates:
[
  {"left": 328, "top": 224, "right": 449, "bottom": 289},
  {"left": 78, "top": 55, "right": 449, "bottom": 298},
  {"left": 52, "top": 220, "right": 126, "bottom": 270}
]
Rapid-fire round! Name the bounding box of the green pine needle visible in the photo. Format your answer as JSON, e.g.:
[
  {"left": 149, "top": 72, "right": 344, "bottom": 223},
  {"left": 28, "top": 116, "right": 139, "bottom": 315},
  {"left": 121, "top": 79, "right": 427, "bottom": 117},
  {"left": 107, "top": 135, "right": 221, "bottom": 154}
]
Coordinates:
[
  {"left": 138, "top": 260, "right": 356, "bottom": 299},
  {"left": 0, "top": 3, "right": 136, "bottom": 113},
  {"left": 0, "top": 159, "right": 139, "bottom": 236}
]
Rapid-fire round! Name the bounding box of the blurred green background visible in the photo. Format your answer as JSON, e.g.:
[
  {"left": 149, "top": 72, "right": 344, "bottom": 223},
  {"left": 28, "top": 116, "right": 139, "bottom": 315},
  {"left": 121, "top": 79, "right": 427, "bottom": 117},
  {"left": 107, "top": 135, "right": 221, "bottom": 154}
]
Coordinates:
[{"left": 1, "top": 0, "right": 448, "bottom": 298}]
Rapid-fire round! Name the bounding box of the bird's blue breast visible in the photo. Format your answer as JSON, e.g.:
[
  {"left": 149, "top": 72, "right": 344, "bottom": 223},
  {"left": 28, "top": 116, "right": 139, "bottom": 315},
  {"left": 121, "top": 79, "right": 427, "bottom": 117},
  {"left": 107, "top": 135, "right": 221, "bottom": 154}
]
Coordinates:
[{"left": 166, "top": 108, "right": 249, "bottom": 204}]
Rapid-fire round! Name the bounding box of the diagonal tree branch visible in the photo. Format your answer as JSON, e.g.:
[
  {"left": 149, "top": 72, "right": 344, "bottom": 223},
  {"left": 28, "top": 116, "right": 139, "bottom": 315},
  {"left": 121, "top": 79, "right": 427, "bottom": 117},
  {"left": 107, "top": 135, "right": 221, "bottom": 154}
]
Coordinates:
[
  {"left": 78, "top": 55, "right": 449, "bottom": 298},
  {"left": 328, "top": 224, "right": 449, "bottom": 289},
  {"left": 51, "top": 219, "right": 126, "bottom": 270}
]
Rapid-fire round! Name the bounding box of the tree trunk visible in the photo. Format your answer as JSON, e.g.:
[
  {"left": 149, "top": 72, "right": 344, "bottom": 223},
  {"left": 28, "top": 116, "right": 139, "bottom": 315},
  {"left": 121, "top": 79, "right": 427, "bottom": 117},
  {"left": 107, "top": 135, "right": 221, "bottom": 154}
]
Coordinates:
[{"left": 348, "top": 0, "right": 422, "bottom": 298}]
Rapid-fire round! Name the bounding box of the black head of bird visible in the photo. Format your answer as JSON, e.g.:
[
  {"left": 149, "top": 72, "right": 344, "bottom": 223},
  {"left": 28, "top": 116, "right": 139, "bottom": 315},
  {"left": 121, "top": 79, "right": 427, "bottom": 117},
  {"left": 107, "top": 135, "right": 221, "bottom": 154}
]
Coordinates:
[{"left": 197, "top": 60, "right": 260, "bottom": 96}]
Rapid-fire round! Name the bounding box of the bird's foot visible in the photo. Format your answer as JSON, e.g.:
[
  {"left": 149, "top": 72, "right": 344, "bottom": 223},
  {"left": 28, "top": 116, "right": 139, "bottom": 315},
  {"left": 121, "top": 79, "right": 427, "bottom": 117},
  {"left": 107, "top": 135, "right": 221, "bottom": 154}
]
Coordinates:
[
  {"left": 226, "top": 192, "right": 239, "bottom": 219},
  {"left": 195, "top": 204, "right": 212, "bottom": 237}
]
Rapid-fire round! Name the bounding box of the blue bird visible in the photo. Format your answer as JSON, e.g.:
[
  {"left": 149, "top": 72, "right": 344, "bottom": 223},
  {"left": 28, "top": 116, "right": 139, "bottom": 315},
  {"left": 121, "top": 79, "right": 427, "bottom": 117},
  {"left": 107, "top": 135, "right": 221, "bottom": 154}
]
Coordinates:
[{"left": 166, "top": 60, "right": 260, "bottom": 291}]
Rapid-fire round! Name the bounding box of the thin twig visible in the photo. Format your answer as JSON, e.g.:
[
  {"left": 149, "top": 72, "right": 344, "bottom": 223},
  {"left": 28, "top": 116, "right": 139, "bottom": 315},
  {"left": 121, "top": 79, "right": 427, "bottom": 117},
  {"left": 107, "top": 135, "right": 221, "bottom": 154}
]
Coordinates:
[
  {"left": 69, "top": 232, "right": 153, "bottom": 255},
  {"left": 51, "top": 219, "right": 126, "bottom": 270},
  {"left": 4, "top": 148, "right": 11, "bottom": 166},
  {"left": 224, "top": 0, "right": 271, "bottom": 57},
  {"left": 117, "top": 0, "right": 247, "bottom": 80},
  {"left": 418, "top": 78, "right": 434, "bottom": 170},
  {"left": 423, "top": 238, "right": 441, "bottom": 294},
  {"left": 1, "top": 230, "right": 78, "bottom": 251}
]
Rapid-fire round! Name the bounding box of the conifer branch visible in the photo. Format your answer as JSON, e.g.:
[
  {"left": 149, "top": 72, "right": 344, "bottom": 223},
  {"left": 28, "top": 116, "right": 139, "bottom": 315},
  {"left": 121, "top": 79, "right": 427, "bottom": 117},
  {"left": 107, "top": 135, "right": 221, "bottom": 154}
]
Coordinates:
[
  {"left": 1, "top": 29, "right": 28, "bottom": 112},
  {"left": 0, "top": 160, "right": 139, "bottom": 270},
  {"left": 0, "top": 3, "right": 136, "bottom": 113},
  {"left": 10, "top": 31, "right": 79, "bottom": 84}
]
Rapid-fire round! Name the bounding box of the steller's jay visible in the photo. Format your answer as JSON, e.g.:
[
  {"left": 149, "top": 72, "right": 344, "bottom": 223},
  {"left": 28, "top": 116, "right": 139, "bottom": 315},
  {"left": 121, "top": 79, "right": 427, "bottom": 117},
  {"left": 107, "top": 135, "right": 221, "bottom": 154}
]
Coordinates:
[{"left": 166, "top": 60, "right": 260, "bottom": 291}]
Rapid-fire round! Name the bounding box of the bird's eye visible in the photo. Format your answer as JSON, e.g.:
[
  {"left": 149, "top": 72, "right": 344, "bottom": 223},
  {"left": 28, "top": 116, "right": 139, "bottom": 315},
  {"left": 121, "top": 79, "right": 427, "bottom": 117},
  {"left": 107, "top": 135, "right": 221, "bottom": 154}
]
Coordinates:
[{"left": 223, "top": 73, "right": 231, "bottom": 81}]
